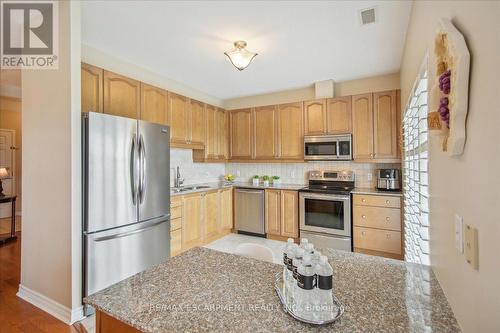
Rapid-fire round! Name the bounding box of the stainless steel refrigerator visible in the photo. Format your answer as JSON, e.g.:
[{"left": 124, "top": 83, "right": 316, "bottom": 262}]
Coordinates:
[{"left": 82, "top": 112, "right": 170, "bottom": 312}]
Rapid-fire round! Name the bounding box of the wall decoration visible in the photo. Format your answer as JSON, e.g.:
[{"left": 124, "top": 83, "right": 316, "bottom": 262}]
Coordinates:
[{"left": 429, "top": 18, "right": 470, "bottom": 156}]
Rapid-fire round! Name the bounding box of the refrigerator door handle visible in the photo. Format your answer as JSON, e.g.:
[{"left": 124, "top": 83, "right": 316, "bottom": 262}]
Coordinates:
[
  {"left": 130, "top": 133, "right": 138, "bottom": 205},
  {"left": 93, "top": 218, "right": 167, "bottom": 242},
  {"left": 138, "top": 134, "right": 146, "bottom": 204}
]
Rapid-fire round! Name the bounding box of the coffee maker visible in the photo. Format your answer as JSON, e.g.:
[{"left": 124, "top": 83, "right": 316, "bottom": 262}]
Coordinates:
[{"left": 377, "top": 169, "right": 401, "bottom": 191}]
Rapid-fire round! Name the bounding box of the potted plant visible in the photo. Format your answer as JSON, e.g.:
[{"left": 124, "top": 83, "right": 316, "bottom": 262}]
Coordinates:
[
  {"left": 272, "top": 175, "right": 281, "bottom": 185},
  {"left": 252, "top": 175, "right": 260, "bottom": 186},
  {"left": 262, "top": 175, "right": 270, "bottom": 187}
]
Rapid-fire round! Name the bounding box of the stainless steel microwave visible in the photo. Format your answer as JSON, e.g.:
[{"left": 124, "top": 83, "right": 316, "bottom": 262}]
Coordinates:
[{"left": 304, "top": 134, "right": 352, "bottom": 161}]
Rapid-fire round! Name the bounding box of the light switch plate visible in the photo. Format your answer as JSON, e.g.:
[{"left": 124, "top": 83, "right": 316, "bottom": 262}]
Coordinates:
[
  {"left": 236, "top": 170, "right": 241, "bottom": 177},
  {"left": 367, "top": 172, "right": 372, "bottom": 181},
  {"left": 464, "top": 224, "right": 479, "bottom": 270},
  {"left": 454, "top": 215, "right": 463, "bottom": 253}
]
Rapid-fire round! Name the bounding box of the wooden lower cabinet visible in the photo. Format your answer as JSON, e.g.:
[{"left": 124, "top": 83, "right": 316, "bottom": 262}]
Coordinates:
[
  {"left": 171, "top": 188, "right": 233, "bottom": 256},
  {"left": 204, "top": 191, "right": 220, "bottom": 241},
  {"left": 353, "top": 193, "right": 403, "bottom": 260},
  {"left": 96, "top": 310, "right": 140, "bottom": 333},
  {"left": 265, "top": 189, "right": 299, "bottom": 239}
]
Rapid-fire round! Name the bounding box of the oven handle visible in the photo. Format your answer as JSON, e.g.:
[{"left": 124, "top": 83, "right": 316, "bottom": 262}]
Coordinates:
[{"left": 299, "top": 192, "right": 350, "bottom": 202}]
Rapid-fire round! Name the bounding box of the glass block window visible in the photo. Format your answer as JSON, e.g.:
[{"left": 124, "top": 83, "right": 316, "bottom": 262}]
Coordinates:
[{"left": 403, "top": 56, "right": 430, "bottom": 265}]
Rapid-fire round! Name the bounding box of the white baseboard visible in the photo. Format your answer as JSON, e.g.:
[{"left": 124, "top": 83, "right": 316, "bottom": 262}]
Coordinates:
[{"left": 17, "top": 284, "right": 84, "bottom": 324}]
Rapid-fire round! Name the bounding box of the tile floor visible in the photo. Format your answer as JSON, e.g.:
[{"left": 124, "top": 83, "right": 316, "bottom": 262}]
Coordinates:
[{"left": 204, "top": 233, "right": 286, "bottom": 265}]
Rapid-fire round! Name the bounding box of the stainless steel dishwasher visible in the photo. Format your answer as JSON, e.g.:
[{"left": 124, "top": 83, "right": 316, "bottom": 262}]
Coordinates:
[{"left": 234, "top": 188, "right": 265, "bottom": 237}]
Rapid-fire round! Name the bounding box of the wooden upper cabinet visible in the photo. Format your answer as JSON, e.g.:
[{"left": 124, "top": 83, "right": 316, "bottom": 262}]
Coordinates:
[
  {"left": 304, "top": 99, "right": 326, "bottom": 135},
  {"left": 216, "top": 108, "right": 228, "bottom": 159},
  {"left": 352, "top": 93, "right": 374, "bottom": 160},
  {"left": 281, "top": 190, "right": 299, "bottom": 238},
  {"left": 140, "top": 83, "right": 168, "bottom": 125},
  {"left": 205, "top": 105, "right": 218, "bottom": 159},
  {"left": 327, "top": 96, "right": 352, "bottom": 134},
  {"left": 373, "top": 90, "right": 398, "bottom": 159},
  {"left": 103, "top": 70, "right": 140, "bottom": 119},
  {"left": 229, "top": 108, "right": 253, "bottom": 159},
  {"left": 265, "top": 190, "right": 281, "bottom": 236},
  {"left": 189, "top": 99, "right": 205, "bottom": 146},
  {"left": 81, "top": 63, "right": 103, "bottom": 113},
  {"left": 253, "top": 105, "right": 278, "bottom": 159},
  {"left": 277, "top": 102, "right": 303, "bottom": 160},
  {"left": 169, "top": 93, "right": 189, "bottom": 144}
]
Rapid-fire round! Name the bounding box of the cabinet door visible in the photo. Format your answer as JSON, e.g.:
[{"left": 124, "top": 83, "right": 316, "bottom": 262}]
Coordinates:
[
  {"left": 373, "top": 90, "right": 398, "bottom": 159},
  {"left": 304, "top": 100, "right": 326, "bottom": 135},
  {"left": 265, "top": 190, "right": 281, "bottom": 236},
  {"left": 216, "top": 108, "right": 228, "bottom": 159},
  {"left": 103, "top": 70, "right": 140, "bottom": 119},
  {"left": 190, "top": 99, "right": 205, "bottom": 146},
  {"left": 204, "top": 191, "right": 219, "bottom": 240},
  {"left": 352, "top": 93, "right": 374, "bottom": 160},
  {"left": 81, "top": 63, "right": 103, "bottom": 113},
  {"left": 182, "top": 194, "right": 203, "bottom": 250},
  {"left": 229, "top": 108, "right": 253, "bottom": 159},
  {"left": 253, "top": 105, "right": 277, "bottom": 159},
  {"left": 327, "top": 96, "right": 352, "bottom": 134},
  {"left": 169, "top": 93, "right": 189, "bottom": 144},
  {"left": 277, "top": 102, "right": 303, "bottom": 160},
  {"left": 205, "top": 105, "right": 218, "bottom": 159},
  {"left": 140, "top": 83, "right": 168, "bottom": 125},
  {"left": 281, "top": 190, "right": 299, "bottom": 238},
  {"left": 220, "top": 188, "right": 233, "bottom": 231},
  {"left": 171, "top": 229, "right": 182, "bottom": 257}
]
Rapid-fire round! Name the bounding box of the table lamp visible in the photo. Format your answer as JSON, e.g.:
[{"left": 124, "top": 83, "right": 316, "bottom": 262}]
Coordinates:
[{"left": 0, "top": 168, "right": 9, "bottom": 197}]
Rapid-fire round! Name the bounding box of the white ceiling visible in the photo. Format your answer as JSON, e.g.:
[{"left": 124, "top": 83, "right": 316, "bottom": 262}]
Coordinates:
[{"left": 81, "top": 1, "right": 412, "bottom": 100}]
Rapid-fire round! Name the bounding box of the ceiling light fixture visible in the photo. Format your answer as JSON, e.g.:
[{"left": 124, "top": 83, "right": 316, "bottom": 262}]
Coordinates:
[{"left": 224, "top": 40, "right": 258, "bottom": 71}]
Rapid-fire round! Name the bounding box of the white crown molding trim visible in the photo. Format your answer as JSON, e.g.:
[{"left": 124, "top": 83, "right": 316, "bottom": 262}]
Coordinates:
[{"left": 17, "top": 284, "right": 84, "bottom": 324}]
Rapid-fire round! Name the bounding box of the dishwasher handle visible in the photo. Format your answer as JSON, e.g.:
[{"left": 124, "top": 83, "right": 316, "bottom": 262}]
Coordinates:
[{"left": 235, "top": 188, "right": 264, "bottom": 194}]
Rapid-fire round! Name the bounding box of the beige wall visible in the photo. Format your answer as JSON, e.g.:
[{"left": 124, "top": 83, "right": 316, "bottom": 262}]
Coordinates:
[
  {"left": 223, "top": 72, "right": 400, "bottom": 109},
  {"left": 0, "top": 97, "right": 22, "bottom": 213},
  {"left": 400, "top": 1, "right": 500, "bottom": 332},
  {"left": 20, "top": 0, "right": 82, "bottom": 322}
]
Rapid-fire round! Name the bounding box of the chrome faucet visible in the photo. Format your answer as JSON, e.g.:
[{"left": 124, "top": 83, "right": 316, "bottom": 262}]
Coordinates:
[{"left": 174, "top": 166, "right": 184, "bottom": 188}]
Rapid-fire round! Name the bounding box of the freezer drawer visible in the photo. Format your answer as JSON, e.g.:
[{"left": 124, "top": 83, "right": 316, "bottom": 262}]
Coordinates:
[
  {"left": 84, "top": 218, "right": 170, "bottom": 297},
  {"left": 234, "top": 188, "right": 265, "bottom": 235}
]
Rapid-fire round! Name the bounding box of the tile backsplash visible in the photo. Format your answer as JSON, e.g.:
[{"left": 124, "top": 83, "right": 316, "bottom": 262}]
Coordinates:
[
  {"left": 226, "top": 161, "right": 401, "bottom": 188},
  {"left": 170, "top": 148, "right": 226, "bottom": 187},
  {"left": 170, "top": 147, "right": 400, "bottom": 189}
]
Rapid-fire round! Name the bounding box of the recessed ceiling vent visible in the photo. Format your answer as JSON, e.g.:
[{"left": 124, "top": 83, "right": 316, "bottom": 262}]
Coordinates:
[{"left": 360, "top": 8, "right": 376, "bottom": 25}]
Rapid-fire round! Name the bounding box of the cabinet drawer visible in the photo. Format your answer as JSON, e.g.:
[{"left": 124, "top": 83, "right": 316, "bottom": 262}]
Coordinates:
[
  {"left": 171, "top": 204, "right": 182, "bottom": 219},
  {"left": 353, "top": 194, "right": 401, "bottom": 208},
  {"left": 171, "top": 217, "right": 182, "bottom": 231},
  {"left": 353, "top": 206, "right": 401, "bottom": 231},
  {"left": 171, "top": 229, "right": 182, "bottom": 256},
  {"left": 353, "top": 226, "right": 401, "bottom": 255}
]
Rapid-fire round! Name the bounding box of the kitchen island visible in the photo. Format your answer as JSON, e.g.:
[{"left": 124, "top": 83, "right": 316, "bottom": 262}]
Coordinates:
[{"left": 84, "top": 247, "right": 460, "bottom": 332}]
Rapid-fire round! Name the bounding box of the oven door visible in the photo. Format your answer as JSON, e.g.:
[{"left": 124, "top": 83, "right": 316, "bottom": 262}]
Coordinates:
[
  {"left": 304, "top": 136, "right": 337, "bottom": 160},
  {"left": 299, "top": 192, "right": 351, "bottom": 237}
]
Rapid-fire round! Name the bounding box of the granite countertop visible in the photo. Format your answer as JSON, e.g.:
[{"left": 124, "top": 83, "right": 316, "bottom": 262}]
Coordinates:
[
  {"left": 84, "top": 247, "right": 460, "bottom": 332},
  {"left": 352, "top": 187, "right": 403, "bottom": 197},
  {"left": 170, "top": 182, "right": 305, "bottom": 196}
]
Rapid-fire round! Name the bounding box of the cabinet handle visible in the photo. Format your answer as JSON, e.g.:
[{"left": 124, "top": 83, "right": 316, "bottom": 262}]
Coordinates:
[
  {"left": 386, "top": 234, "right": 391, "bottom": 239},
  {"left": 386, "top": 217, "right": 390, "bottom": 221},
  {"left": 362, "top": 199, "right": 366, "bottom": 203},
  {"left": 385, "top": 200, "right": 390, "bottom": 204},
  {"left": 362, "top": 215, "right": 366, "bottom": 219},
  {"left": 361, "top": 231, "right": 366, "bottom": 236}
]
